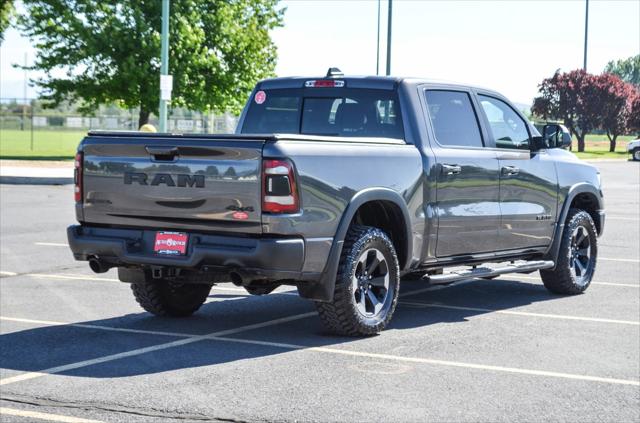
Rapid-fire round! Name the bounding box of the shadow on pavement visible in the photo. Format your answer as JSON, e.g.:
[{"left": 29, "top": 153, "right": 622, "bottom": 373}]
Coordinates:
[{"left": 0, "top": 277, "right": 559, "bottom": 379}]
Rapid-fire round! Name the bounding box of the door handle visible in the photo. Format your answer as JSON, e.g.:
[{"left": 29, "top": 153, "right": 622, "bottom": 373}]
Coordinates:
[
  {"left": 501, "top": 166, "right": 520, "bottom": 176},
  {"left": 441, "top": 164, "right": 462, "bottom": 175},
  {"left": 146, "top": 146, "right": 178, "bottom": 161}
]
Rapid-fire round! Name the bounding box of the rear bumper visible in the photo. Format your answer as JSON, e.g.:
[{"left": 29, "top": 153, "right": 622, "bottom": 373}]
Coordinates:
[{"left": 67, "top": 225, "right": 313, "bottom": 282}]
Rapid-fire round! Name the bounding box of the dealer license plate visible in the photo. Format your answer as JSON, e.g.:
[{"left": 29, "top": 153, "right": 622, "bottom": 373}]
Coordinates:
[{"left": 154, "top": 231, "right": 188, "bottom": 256}]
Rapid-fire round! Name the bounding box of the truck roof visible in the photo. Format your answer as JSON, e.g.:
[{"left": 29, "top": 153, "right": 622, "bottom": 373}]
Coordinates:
[{"left": 258, "top": 74, "right": 499, "bottom": 95}]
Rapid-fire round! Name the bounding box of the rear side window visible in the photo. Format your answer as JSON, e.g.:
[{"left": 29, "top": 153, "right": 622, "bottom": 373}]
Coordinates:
[
  {"left": 241, "top": 88, "right": 404, "bottom": 140},
  {"left": 424, "top": 90, "right": 483, "bottom": 148}
]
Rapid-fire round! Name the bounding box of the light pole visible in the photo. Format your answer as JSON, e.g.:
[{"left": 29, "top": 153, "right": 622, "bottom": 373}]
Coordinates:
[
  {"left": 158, "top": 0, "right": 171, "bottom": 132},
  {"left": 385, "top": 0, "right": 393, "bottom": 76},
  {"left": 376, "top": 0, "right": 381, "bottom": 75},
  {"left": 583, "top": 0, "right": 589, "bottom": 71}
]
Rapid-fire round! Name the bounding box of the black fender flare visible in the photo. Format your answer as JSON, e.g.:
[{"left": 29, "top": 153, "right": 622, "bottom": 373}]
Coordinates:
[
  {"left": 543, "top": 183, "right": 604, "bottom": 267},
  {"left": 298, "top": 188, "right": 413, "bottom": 302}
]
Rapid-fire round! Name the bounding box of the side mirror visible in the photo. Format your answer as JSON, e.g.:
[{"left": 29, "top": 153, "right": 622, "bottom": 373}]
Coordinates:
[{"left": 542, "top": 124, "right": 572, "bottom": 149}]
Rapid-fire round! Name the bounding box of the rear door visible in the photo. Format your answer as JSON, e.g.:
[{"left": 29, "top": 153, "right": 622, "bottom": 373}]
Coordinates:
[
  {"left": 81, "top": 135, "right": 265, "bottom": 234},
  {"left": 475, "top": 94, "right": 558, "bottom": 249},
  {"left": 423, "top": 89, "right": 502, "bottom": 257}
]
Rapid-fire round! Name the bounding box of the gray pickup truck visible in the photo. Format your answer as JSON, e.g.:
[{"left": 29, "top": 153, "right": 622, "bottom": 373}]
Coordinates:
[{"left": 68, "top": 69, "right": 605, "bottom": 335}]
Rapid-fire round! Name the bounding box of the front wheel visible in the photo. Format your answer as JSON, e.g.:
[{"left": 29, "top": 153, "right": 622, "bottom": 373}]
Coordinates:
[
  {"left": 315, "top": 225, "right": 400, "bottom": 336},
  {"left": 540, "top": 209, "right": 597, "bottom": 294},
  {"left": 632, "top": 148, "right": 640, "bottom": 161}
]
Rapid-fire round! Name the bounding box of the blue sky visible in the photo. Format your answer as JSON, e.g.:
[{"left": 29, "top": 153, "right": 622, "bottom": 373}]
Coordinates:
[{"left": 1, "top": 0, "right": 639, "bottom": 105}]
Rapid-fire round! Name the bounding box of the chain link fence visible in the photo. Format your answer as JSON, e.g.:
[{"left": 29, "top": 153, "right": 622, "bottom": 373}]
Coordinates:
[{"left": 0, "top": 98, "right": 239, "bottom": 157}]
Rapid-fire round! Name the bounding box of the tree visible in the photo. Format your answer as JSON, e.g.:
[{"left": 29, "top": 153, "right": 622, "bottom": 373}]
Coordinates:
[
  {"left": 596, "top": 73, "right": 636, "bottom": 152},
  {"left": 628, "top": 91, "right": 640, "bottom": 135},
  {"left": 532, "top": 70, "right": 601, "bottom": 152},
  {"left": 604, "top": 55, "right": 640, "bottom": 87},
  {"left": 18, "top": 0, "right": 284, "bottom": 128},
  {"left": 0, "top": 0, "right": 13, "bottom": 41}
]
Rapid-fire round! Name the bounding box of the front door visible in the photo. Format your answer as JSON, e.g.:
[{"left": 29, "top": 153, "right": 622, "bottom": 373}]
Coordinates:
[
  {"left": 424, "top": 89, "right": 502, "bottom": 258},
  {"left": 476, "top": 94, "right": 558, "bottom": 250}
]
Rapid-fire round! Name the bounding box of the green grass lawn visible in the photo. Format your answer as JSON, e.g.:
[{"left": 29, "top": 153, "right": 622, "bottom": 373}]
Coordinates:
[
  {"left": 572, "top": 134, "right": 636, "bottom": 160},
  {"left": 0, "top": 129, "right": 84, "bottom": 160},
  {"left": 0, "top": 128, "right": 637, "bottom": 160}
]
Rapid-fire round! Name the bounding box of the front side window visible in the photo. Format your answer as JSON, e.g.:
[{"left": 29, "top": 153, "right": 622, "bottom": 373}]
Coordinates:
[
  {"left": 424, "top": 90, "right": 483, "bottom": 148},
  {"left": 478, "top": 95, "right": 530, "bottom": 150}
]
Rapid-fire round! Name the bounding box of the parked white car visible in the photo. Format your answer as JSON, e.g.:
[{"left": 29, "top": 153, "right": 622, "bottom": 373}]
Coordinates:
[{"left": 627, "top": 139, "right": 640, "bottom": 161}]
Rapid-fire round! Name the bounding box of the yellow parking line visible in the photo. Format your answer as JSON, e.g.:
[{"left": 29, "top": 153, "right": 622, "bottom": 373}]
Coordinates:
[{"left": 0, "top": 407, "right": 103, "bottom": 423}]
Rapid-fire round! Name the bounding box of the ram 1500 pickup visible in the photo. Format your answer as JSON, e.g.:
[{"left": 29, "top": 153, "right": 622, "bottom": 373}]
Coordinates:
[{"left": 68, "top": 69, "right": 604, "bottom": 335}]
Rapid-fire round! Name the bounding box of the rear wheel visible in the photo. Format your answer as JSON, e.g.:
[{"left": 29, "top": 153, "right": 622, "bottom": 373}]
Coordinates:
[
  {"left": 540, "top": 209, "right": 597, "bottom": 294},
  {"left": 632, "top": 148, "right": 640, "bottom": 161},
  {"left": 315, "top": 225, "right": 400, "bottom": 336},
  {"left": 131, "top": 279, "right": 212, "bottom": 317}
]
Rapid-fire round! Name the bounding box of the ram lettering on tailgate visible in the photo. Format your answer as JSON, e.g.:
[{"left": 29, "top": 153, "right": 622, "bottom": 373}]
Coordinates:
[{"left": 124, "top": 172, "right": 205, "bottom": 188}]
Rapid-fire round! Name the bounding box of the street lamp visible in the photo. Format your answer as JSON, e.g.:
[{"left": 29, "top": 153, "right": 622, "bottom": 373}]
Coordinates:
[
  {"left": 583, "top": 0, "right": 589, "bottom": 71},
  {"left": 158, "top": 0, "right": 171, "bottom": 132},
  {"left": 386, "top": 0, "right": 392, "bottom": 76}
]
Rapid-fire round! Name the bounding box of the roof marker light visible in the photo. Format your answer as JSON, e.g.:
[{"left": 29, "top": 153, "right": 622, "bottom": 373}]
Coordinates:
[{"left": 304, "top": 80, "right": 345, "bottom": 88}]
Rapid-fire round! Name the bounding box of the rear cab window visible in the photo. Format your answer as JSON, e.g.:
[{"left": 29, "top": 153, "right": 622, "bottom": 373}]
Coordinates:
[
  {"left": 424, "top": 90, "right": 484, "bottom": 148},
  {"left": 241, "top": 87, "right": 404, "bottom": 140}
]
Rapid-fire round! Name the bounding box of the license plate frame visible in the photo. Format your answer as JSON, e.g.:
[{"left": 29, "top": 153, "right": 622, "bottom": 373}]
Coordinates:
[{"left": 153, "top": 231, "right": 188, "bottom": 256}]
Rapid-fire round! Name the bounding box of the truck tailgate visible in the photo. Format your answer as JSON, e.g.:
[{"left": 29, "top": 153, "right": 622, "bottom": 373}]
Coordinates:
[{"left": 81, "top": 135, "right": 265, "bottom": 234}]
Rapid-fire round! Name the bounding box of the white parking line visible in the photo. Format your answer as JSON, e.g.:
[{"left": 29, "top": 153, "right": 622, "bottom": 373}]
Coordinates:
[
  {"left": 399, "top": 301, "right": 640, "bottom": 326},
  {"left": 34, "top": 242, "right": 69, "bottom": 247},
  {"left": 1, "top": 315, "right": 637, "bottom": 387},
  {"left": 209, "top": 336, "right": 640, "bottom": 387},
  {"left": 502, "top": 275, "right": 639, "bottom": 288},
  {"left": 9, "top": 270, "right": 639, "bottom": 289},
  {"left": 606, "top": 216, "right": 640, "bottom": 221},
  {"left": 0, "top": 407, "right": 103, "bottom": 423},
  {"left": 0, "top": 312, "right": 316, "bottom": 387},
  {"left": 28, "top": 274, "right": 120, "bottom": 282},
  {"left": 29, "top": 239, "right": 640, "bottom": 262},
  {"left": 599, "top": 257, "right": 640, "bottom": 263}
]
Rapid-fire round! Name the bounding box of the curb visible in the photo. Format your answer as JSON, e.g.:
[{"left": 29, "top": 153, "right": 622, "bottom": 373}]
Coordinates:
[{"left": 0, "top": 176, "right": 74, "bottom": 185}]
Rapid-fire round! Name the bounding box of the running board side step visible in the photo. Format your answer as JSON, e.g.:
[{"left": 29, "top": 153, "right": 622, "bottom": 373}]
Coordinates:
[{"left": 425, "top": 260, "right": 555, "bottom": 285}]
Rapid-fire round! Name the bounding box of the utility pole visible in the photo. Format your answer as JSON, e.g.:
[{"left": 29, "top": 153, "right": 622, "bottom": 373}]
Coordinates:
[
  {"left": 22, "top": 53, "right": 27, "bottom": 131},
  {"left": 385, "top": 0, "right": 393, "bottom": 76},
  {"left": 158, "top": 0, "right": 171, "bottom": 132},
  {"left": 583, "top": 0, "right": 589, "bottom": 71},
  {"left": 376, "top": 0, "right": 381, "bottom": 75}
]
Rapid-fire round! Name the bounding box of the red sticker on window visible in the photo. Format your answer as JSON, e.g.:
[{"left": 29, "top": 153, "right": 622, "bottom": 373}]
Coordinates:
[{"left": 254, "top": 90, "right": 266, "bottom": 104}]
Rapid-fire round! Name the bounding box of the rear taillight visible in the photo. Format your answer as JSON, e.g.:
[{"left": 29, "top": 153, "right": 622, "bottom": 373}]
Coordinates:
[
  {"left": 262, "top": 159, "right": 299, "bottom": 214},
  {"left": 74, "top": 152, "right": 83, "bottom": 203}
]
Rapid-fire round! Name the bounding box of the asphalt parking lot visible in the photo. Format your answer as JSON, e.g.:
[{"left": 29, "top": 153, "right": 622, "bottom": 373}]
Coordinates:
[{"left": 1, "top": 160, "right": 638, "bottom": 423}]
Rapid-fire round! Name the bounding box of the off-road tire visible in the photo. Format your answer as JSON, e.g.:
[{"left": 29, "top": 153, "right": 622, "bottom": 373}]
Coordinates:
[
  {"left": 632, "top": 148, "right": 640, "bottom": 161},
  {"left": 540, "top": 209, "right": 597, "bottom": 294},
  {"left": 315, "top": 225, "right": 400, "bottom": 336},
  {"left": 131, "top": 280, "right": 212, "bottom": 317}
]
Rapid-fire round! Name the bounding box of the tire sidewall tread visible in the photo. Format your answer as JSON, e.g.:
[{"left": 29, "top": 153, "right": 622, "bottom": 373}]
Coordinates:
[
  {"left": 315, "top": 225, "right": 400, "bottom": 336},
  {"left": 540, "top": 208, "right": 597, "bottom": 295}
]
